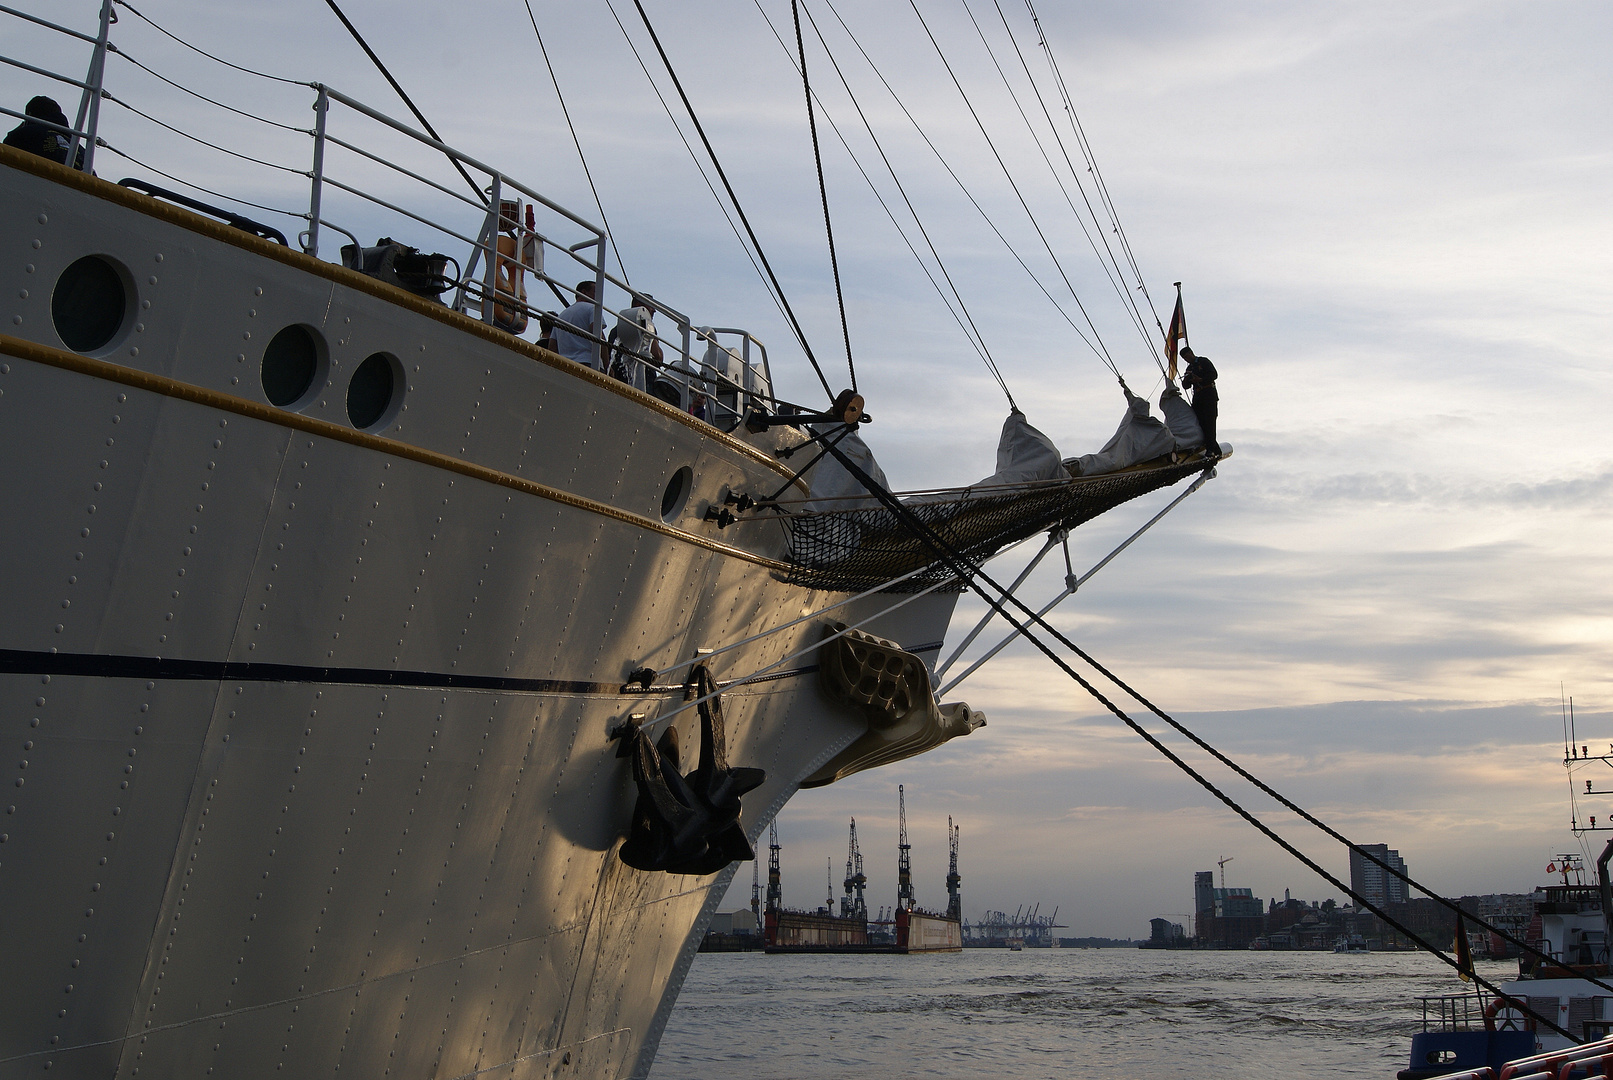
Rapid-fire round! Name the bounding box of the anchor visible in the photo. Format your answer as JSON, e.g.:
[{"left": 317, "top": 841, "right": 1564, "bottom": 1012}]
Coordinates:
[{"left": 616, "top": 665, "right": 765, "bottom": 875}]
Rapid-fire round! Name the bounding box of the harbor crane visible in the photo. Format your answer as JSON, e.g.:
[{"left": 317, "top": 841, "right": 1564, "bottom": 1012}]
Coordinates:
[
  {"left": 945, "top": 817, "right": 962, "bottom": 921},
  {"left": 897, "top": 785, "right": 915, "bottom": 911},
  {"left": 766, "top": 821, "right": 782, "bottom": 915},
  {"left": 750, "top": 858, "right": 761, "bottom": 930},
  {"left": 842, "top": 818, "right": 868, "bottom": 920}
]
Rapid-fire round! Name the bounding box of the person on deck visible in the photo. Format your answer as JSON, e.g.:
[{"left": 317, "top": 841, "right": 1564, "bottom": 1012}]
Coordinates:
[
  {"left": 4, "top": 96, "right": 81, "bottom": 168},
  {"left": 1180, "top": 346, "right": 1219, "bottom": 458},
  {"left": 551, "top": 280, "right": 600, "bottom": 370}
]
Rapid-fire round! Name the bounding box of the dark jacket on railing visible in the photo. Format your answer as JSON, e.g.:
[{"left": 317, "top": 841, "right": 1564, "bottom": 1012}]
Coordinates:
[{"left": 4, "top": 96, "right": 82, "bottom": 168}]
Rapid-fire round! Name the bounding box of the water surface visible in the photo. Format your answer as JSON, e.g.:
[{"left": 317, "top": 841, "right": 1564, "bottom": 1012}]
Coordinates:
[{"left": 650, "top": 948, "right": 1512, "bottom": 1079}]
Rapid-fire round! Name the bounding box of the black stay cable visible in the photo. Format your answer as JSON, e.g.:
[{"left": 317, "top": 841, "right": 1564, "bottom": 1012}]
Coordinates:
[
  {"left": 791, "top": 0, "right": 1014, "bottom": 408},
  {"left": 975, "top": 0, "right": 1163, "bottom": 371},
  {"left": 906, "top": 0, "right": 1121, "bottom": 380},
  {"left": 628, "top": 0, "right": 835, "bottom": 402},
  {"left": 600, "top": 0, "right": 797, "bottom": 338},
  {"left": 790, "top": 0, "right": 856, "bottom": 394},
  {"left": 320, "top": 0, "right": 487, "bottom": 207},
  {"left": 521, "top": 1, "right": 630, "bottom": 283},
  {"left": 811, "top": 437, "right": 1588, "bottom": 1035}
]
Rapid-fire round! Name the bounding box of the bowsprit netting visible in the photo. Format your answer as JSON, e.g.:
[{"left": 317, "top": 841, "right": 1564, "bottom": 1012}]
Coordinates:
[{"left": 773, "top": 456, "right": 1211, "bottom": 593}]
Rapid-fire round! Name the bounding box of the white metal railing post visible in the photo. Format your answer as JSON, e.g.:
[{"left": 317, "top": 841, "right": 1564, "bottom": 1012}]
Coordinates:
[
  {"left": 679, "top": 322, "right": 692, "bottom": 409},
  {"left": 68, "top": 0, "right": 112, "bottom": 173},
  {"left": 304, "top": 85, "right": 329, "bottom": 257},
  {"left": 592, "top": 236, "right": 607, "bottom": 372}
]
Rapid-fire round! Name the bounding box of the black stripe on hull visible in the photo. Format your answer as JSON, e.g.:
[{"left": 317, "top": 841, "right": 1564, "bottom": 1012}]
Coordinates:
[{"left": 0, "top": 649, "right": 816, "bottom": 696}]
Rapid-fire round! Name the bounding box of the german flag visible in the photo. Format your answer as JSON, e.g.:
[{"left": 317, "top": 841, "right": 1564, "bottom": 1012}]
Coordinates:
[{"left": 1165, "top": 286, "right": 1187, "bottom": 382}]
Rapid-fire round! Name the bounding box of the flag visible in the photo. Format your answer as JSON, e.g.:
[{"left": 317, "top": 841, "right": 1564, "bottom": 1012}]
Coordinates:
[
  {"left": 1454, "top": 918, "right": 1474, "bottom": 983},
  {"left": 1165, "top": 287, "right": 1187, "bottom": 382}
]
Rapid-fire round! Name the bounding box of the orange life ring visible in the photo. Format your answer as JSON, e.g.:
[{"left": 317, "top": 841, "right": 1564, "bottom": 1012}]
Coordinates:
[{"left": 1484, "top": 995, "right": 1532, "bottom": 1033}]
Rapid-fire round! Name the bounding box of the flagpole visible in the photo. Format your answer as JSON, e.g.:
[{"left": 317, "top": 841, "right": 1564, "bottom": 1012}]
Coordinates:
[{"left": 1166, "top": 282, "right": 1186, "bottom": 384}]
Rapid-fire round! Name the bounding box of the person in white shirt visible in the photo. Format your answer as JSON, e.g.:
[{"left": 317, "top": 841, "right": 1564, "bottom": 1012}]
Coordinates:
[{"left": 551, "top": 280, "right": 600, "bottom": 369}]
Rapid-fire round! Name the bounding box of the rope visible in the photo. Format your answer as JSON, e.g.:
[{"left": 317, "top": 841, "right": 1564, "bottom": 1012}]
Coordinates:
[
  {"left": 906, "top": 0, "right": 1122, "bottom": 380},
  {"left": 521, "top": 1, "right": 630, "bottom": 284},
  {"left": 811, "top": 440, "right": 1594, "bottom": 1033},
  {"left": 817, "top": 0, "right": 1103, "bottom": 384},
  {"left": 787, "top": 0, "right": 1015, "bottom": 408},
  {"left": 971, "top": 0, "right": 1164, "bottom": 373},
  {"left": 109, "top": 45, "right": 310, "bottom": 133},
  {"left": 628, "top": 0, "right": 835, "bottom": 403},
  {"left": 104, "top": 92, "right": 305, "bottom": 174},
  {"left": 599, "top": 0, "right": 798, "bottom": 341},
  {"left": 319, "top": 0, "right": 486, "bottom": 208},
  {"left": 1021, "top": 0, "right": 1167, "bottom": 342},
  {"left": 97, "top": 141, "right": 305, "bottom": 222},
  {"left": 112, "top": 0, "right": 307, "bottom": 85},
  {"left": 790, "top": 0, "right": 856, "bottom": 394}
]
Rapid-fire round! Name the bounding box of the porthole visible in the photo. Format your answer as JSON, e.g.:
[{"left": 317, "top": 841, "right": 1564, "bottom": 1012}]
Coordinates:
[
  {"left": 261, "top": 325, "right": 325, "bottom": 408},
  {"left": 346, "top": 352, "right": 403, "bottom": 431},
  {"left": 52, "top": 255, "right": 131, "bottom": 354},
  {"left": 661, "top": 466, "right": 693, "bottom": 522}
]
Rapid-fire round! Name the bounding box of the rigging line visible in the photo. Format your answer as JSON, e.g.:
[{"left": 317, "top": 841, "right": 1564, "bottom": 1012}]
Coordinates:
[
  {"left": 521, "top": 0, "right": 629, "bottom": 284},
  {"left": 628, "top": 0, "right": 835, "bottom": 402},
  {"left": 109, "top": 46, "right": 310, "bottom": 133},
  {"left": 1022, "top": 0, "right": 1164, "bottom": 335},
  {"left": 104, "top": 92, "right": 305, "bottom": 174},
  {"left": 792, "top": 1, "right": 1012, "bottom": 405},
  {"left": 752, "top": 2, "right": 1002, "bottom": 395},
  {"left": 111, "top": 0, "right": 307, "bottom": 86},
  {"left": 319, "top": 0, "right": 487, "bottom": 208},
  {"left": 790, "top": 0, "right": 856, "bottom": 393},
  {"left": 906, "top": 0, "right": 1121, "bottom": 379},
  {"left": 979, "top": 0, "right": 1163, "bottom": 370},
  {"left": 828, "top": 441, "right": 1607, "bottom": 994},
  {"left": 818, "top": 0, "right": 1107, "bottom": 378},
  {"left": 97, "top": 142, "right": 305, "bottom": 221},
  {"left": 814, "top": 442, "right": 1594, "bottom": 1021},
  {"left": 598, "top": 0, "right": 798, "bottom": 341}
]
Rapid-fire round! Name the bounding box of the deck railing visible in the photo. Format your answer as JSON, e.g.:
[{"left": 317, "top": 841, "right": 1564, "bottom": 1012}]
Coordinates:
[{"left": 1, "top": 0, "right": 777, "bottom": 429}]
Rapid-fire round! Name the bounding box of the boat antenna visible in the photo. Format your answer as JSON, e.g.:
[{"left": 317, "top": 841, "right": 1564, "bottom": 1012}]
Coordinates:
[
  {"left": 320, "top": 0, "right": 487, "bottom": 206},
  {"left": 790, "top": 0, "right": 856, "bottom": 393}
]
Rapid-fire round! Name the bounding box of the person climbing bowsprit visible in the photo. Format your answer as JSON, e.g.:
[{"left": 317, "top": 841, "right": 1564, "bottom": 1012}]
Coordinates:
[{"left": 1179, "top": 346, "right": 1219, "bottom": 459}]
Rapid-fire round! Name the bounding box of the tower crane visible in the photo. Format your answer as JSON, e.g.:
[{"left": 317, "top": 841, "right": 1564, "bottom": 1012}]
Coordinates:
[
  {"left": 1218, "top": 855, "right": 1234, "bottom": 890},
  {"left": 842, "top": 818, "right": 868, "bottom": 920},
  {"left": 766, "top": 821, "right": 782, "bottom": 914},
  {"left": 945, "top": 816, "right": 962, "bottom": 921},
  {"left": 897, "top": 785, "right": 914, "bottom": 911}
]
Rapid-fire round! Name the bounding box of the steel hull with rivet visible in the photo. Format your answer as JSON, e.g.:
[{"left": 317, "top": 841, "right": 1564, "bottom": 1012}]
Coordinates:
[{"left": 0, "top": 147, "right": 968, "bottom": 1079}]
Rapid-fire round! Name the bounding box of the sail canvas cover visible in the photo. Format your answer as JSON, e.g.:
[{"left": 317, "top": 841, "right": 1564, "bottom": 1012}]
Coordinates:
[
  {"left": 1065, "top": 385, "right": 1177, "bottom": 476},
  {"left": 1158, "top": 385, "right": 1205, "bottom": 450}
]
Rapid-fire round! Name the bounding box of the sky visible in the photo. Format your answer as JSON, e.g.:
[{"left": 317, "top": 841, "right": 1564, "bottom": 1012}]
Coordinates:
[{"left": 10, "top": 0, "right": 1611, "bottom": 936}]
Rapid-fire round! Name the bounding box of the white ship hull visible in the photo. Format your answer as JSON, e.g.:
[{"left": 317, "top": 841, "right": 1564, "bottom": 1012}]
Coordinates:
[{"left": 0, "top": 152, "right": 963, "bottom": 1078}]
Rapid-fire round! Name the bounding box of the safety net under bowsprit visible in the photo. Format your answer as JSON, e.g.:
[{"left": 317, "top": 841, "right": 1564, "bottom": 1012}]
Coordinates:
[{"left": 770, "top": 456, "right": 1212, "bottom": 594}]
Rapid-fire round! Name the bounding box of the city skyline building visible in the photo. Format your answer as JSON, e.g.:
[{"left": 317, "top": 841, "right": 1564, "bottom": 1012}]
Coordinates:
[{"left": 1349, "top": 844, "right": 1409, "bottom": 906}]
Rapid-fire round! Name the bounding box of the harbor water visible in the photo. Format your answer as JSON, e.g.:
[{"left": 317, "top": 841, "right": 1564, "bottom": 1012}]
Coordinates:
[{"left": 650, "top": 949, "right": 1516, "bottom": 1079}]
